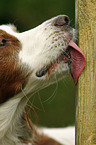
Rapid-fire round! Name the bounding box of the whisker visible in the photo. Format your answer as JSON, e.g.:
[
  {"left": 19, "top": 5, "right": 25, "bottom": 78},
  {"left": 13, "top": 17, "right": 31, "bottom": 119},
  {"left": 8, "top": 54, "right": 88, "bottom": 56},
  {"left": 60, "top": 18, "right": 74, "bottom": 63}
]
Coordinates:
[
  {"left": 22, "top": 89, "right": 41, "bottom": 111},
  {"left": 37, "top": 92, "right": 45, "bottom": 112},
  {"left": 42, "top": 74, "right": 58, "bottom": 103}
]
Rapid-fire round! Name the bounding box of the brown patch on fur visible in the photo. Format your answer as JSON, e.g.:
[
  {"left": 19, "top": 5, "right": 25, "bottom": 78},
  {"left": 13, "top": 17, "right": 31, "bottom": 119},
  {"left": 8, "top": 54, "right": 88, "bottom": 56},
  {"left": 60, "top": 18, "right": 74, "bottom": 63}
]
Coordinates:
[
  {"left": 33, "top": 134, "right": 62, "bottom": 145},
  {"left": 23, "top": 110, "right": 61, "bottom": 145},
  {"left": 0, "top": 30, "right": 29, "bottom": 104}
]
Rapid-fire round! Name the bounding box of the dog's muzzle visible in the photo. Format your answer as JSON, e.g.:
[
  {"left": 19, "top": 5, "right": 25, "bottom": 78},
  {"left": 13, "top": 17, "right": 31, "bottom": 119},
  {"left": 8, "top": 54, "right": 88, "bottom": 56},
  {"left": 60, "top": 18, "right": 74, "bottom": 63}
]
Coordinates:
[{"left": 36, "top": 15, "right": 86, "bottom": 84}]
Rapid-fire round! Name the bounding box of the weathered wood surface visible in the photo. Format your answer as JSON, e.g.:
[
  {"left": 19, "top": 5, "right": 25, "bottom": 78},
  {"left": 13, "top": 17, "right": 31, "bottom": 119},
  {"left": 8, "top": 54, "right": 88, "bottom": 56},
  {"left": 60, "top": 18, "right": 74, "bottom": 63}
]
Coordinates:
[{"left": 75, "top": 0, "right": 96, "bottom": 144}]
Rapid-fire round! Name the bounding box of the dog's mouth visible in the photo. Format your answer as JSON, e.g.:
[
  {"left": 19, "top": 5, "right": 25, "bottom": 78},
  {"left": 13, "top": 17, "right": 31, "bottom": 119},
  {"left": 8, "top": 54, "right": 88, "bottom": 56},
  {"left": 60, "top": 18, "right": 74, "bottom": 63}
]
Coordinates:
[
  {"left": 36, "top": 49, "right": 71, "bottom": 76},
  {"left": 36, "top": 41, "right": 86, "bottom": 84}
]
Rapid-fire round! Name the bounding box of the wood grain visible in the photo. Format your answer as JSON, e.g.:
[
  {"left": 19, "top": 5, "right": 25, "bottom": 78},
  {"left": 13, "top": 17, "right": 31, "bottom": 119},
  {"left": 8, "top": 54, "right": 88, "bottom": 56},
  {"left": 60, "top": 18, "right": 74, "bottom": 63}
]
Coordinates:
[{"left": 75, "top": 0, "right": 96, "bottom": 144}]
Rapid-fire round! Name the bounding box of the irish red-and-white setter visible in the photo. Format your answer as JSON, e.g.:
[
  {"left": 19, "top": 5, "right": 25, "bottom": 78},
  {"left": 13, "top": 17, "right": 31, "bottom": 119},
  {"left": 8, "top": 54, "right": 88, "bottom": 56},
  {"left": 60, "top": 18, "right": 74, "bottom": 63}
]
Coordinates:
[{"left": 0, "top": 15, "right": 86, "bottom": 145}]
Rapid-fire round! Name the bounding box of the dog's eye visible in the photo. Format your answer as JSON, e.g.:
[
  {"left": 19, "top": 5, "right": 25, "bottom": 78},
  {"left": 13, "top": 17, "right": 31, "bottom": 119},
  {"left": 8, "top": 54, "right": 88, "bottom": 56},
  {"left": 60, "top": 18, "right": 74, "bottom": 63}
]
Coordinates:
[{"left": 0, "top": 39, "right": 6, "bottom": 47}]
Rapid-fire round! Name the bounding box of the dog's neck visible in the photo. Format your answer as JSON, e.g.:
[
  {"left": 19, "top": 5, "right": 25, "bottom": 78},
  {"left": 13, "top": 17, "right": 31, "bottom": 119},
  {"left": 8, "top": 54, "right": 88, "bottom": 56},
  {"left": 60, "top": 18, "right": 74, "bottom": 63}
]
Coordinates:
[
  {"left": 0, "top": 92, "right": 32, "bottom": 144},
  {"left": 0, "top": 93, "right": 61, "bottom": 145},
  {"left": 0, "top": 65, "right": 53, "bottom": 144}
]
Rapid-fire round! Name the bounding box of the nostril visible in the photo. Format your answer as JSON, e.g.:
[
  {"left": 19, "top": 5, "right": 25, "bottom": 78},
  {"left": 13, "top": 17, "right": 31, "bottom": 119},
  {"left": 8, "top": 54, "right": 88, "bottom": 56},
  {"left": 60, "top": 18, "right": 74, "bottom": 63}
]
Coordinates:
[
  {"left": 64, "top": 16, "right": 70, "bottom": 25},
  {"left": 54, "top": 15, "right": 71, "bottom": 26}
]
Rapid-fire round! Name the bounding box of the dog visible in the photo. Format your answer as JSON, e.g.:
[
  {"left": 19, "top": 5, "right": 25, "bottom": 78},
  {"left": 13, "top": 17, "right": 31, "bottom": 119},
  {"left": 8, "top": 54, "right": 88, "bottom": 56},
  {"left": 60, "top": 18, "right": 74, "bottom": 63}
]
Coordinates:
[{"left": 0, "top": 15, "right": 86, "bottom": 145}]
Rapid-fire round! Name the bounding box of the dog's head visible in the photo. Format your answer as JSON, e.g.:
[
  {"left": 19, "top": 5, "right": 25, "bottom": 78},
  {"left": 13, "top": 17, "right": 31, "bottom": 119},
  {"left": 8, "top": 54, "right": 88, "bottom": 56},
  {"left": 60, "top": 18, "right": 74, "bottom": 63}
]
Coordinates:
[
  {"left": 0, "top": 15, "right": 86, "bottom": 104},
  {"left": 19, "top": 15, "right": 75, "bottom": 80}
]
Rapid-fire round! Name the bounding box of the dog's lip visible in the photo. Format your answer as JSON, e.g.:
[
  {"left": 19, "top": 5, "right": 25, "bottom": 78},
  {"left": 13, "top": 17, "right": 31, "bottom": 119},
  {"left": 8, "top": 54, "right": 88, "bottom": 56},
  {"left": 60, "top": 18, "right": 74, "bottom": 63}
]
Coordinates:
[
  {"left": 36, "top": 49, "right": 71, "bottom": 78},
  {"left": 36, "top": 64, "right": 52, "bottom": 78}
]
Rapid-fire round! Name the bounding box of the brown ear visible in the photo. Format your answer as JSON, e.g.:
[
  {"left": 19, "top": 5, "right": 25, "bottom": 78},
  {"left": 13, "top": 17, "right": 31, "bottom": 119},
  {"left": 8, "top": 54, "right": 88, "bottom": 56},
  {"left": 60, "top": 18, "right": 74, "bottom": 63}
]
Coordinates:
[
  {"left": 10, "top": 81, "right": 23, "bottom": 94},
  {"left": 0, "top": 81, "right": 23, "bottom": 104}
]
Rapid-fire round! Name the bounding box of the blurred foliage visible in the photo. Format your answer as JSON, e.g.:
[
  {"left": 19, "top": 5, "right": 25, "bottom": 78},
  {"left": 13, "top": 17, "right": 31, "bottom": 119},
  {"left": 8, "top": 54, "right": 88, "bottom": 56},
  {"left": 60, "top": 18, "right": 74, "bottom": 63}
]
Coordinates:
[
  {"left": 0, "top": 0, "right": 75, "bottom": 127},
  {"left": 29, "top": 76, "right": 75, "bottom": 127},
  {"left": 0, "top": 0, "right": 75, "bottom": 31}
]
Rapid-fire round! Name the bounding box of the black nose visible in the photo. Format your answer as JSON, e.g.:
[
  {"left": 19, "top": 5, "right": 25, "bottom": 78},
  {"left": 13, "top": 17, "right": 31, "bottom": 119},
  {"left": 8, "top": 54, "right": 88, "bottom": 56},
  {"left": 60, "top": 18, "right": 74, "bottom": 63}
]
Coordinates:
[{"left": 54, "top": 15, "right": 71, "bottom": 26}]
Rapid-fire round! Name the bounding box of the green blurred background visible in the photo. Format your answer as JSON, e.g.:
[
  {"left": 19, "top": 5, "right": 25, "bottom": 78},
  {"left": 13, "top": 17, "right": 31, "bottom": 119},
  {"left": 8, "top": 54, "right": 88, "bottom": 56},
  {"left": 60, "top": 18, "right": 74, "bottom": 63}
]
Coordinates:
[{"left": 0, "top": 0, "right": 76, "bottom": 127}]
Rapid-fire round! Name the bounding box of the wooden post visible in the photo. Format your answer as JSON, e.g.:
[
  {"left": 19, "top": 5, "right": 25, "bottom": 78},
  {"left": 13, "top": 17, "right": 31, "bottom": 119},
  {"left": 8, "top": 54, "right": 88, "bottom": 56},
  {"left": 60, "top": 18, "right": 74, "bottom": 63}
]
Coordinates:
[{"left": 75, "top": 0, "right": 96, "bottom": 144}]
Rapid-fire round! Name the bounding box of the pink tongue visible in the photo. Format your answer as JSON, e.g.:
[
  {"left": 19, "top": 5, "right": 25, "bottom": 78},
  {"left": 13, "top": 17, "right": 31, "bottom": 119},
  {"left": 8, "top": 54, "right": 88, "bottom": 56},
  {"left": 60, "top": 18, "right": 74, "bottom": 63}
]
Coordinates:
[{"left": 68, "top": 41, "right": 86, "bottom": 84}]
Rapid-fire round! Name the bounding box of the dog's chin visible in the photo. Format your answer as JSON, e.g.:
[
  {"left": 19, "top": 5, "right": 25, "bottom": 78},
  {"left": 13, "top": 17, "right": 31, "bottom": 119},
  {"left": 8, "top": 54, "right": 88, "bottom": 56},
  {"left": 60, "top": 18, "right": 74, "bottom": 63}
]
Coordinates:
[
  {"left": 48, "top": 62, "right": 70, "bottom": 81},
  {"left": 35, "top": 45, "right": 71, "bottom": 80},
  {"left": 36, "top": 62, "right": 70, "bottom": 81}
]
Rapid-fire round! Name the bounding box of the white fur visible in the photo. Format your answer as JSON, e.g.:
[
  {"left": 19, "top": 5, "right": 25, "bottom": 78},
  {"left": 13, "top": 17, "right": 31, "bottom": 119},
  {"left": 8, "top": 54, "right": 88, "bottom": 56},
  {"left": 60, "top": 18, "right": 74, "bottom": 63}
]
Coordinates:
[
  {"left": 0, "top": 15, "right": 75, "bottom": 145},
  {"left": 43, "top": 127, "right": 75, "bottom": 145},
  {"left": 0, "top": 96, "right": 75, "bottom": 145}
]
